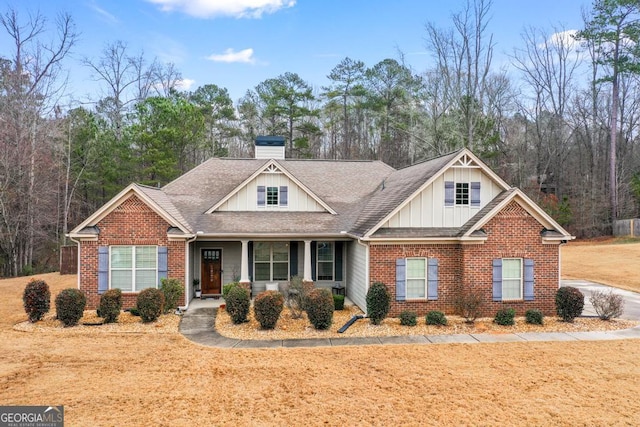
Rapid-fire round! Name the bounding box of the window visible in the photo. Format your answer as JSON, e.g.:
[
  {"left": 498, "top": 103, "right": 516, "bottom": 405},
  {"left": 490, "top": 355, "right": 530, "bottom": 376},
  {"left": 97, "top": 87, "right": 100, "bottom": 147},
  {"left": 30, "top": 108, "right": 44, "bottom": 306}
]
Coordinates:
[
  {"left": 110, "top": 246, "right": 157, "bottom": 292},
  {"left": 316, "top": 242, "right": 334, "bottom": 281},
  {"left": 406, "top": 258, "right": 426, "bottom": 299},
  {"left": 267, "top": 187, "right": 278, "bottom": 205},
  {"left": 257, "top": 186, "right": 288, "bottom": 207},
  {"left": 502, "top": 258, "right": 522, "bottom": 300},
  {"left": 456, "top": 183, "right": 469, "bottom": 205},
  {"left": 254, "top": 242, "right": 289, "bottom": 281}
]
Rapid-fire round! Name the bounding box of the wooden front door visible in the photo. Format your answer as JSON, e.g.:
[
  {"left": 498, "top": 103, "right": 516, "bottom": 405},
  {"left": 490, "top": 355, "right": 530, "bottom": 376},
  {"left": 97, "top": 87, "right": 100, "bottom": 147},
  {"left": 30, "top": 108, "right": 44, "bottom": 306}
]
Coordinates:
[{"left": 201, "top": 249, "right": 222, "bottom": 295}]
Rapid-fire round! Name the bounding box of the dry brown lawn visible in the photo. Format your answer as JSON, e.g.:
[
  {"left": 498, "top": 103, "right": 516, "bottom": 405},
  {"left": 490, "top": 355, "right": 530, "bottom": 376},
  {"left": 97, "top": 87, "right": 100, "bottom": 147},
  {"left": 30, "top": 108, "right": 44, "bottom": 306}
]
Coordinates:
[
  {"left": 562, "top": 237, "right": 640, "bottom": 292},
  {"left": 1, "top": 267, "right": 640, "bottom": 426}
]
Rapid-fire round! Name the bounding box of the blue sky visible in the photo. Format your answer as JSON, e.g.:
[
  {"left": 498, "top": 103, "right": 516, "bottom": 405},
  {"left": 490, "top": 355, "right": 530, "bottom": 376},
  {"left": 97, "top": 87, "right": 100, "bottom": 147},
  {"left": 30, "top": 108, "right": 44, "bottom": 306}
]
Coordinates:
[{"left": 3, "top": 0, "right": 590, "bottom": 104}]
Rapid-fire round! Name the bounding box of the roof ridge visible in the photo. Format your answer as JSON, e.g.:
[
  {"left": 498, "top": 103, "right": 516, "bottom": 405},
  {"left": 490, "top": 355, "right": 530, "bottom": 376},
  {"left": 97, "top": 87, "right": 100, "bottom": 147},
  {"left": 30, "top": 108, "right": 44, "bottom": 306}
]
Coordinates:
[{"left": 396, "top": 148, "right": 465, "bottom": 171}]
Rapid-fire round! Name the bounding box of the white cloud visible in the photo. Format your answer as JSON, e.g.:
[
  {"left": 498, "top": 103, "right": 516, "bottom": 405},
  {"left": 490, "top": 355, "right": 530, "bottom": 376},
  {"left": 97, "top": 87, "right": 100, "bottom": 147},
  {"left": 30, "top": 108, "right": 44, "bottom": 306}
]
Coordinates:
[
  {"left": 543, "top": 30, "right": 579, "bottom": 49},
  {"left": 175, "top": 78, "right": 195, "bottom": 91},
  {"left": 146, "top": 0, "right": 296, "bottom": 18},
  {"left": 89, "top": 2, "right": 119, "bottom": 24},
  {"left": 206, "top": 48, "right": 256, "bottom": 64}
]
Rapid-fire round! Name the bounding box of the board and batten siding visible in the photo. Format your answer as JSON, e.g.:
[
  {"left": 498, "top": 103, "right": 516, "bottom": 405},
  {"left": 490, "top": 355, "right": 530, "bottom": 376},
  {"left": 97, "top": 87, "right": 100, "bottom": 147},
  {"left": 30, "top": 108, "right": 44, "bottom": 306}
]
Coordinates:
[
  {"left": 382, "top": 167, "right": 503, "bottom": 228},
  {"left": 346, "top": 241, "right": 367, "bottom": 311},
  {"left": 217, "top": 172, "right": 325, "bottom": 212}
]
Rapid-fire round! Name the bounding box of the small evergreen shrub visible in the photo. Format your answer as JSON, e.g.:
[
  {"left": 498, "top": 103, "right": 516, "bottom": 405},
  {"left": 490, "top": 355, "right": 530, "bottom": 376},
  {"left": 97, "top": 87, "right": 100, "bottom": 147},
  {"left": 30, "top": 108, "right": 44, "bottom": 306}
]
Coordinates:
[
  {"left": 136, "top": 288, "right": 165, "bottom": 323},
  {"left": 425, "top": 310, "right": 448, "bottom": 326},
  {"left": 160, "top": 278, "right": 183, "bottom": 313},
  {"left": 129, "top": 307, "right": 140, "bottom": 316},
  {"left": 399, "top": 310, "right": 417, "bottom": 326},
  {"left": 98, "top": 288, "right": 122, "bottom": 323},
  {"left": 494, "top": 308, "right": 516, "bottom": 326},
  {"left": 366, "top": 282, "right": 391, "bottom": 325},
  {"left": 525, "top": 309, "right": 544, "bottom": 325},
  {"left": 254, "top": 290, "right": 284, "bottom": 329},
  {"left": 305, "top": 288, "right": 334, "bottom": 330},
  {"left": 55, "top": 288, "right": 86, "bottom": 327},
  {"left": 226, "top": 285, "right": 250, "bottom": 324},
  {"left": 333, "top": 294, "right": 345, "bottom": 311},
  {"left": 223, "top": 282, "right": 241, "bottom": 299},
  {"left": 454, "top": 291, "right": 483, "bottom": 323},
  {"left": 589, "top": 290, "right": 624, "bottom": 320},
  {"left": 23, "top": 279, "right": 51, "bottom": 322},
  {"left": 556, "top": 286, "right": 584, "bottom": 322}
]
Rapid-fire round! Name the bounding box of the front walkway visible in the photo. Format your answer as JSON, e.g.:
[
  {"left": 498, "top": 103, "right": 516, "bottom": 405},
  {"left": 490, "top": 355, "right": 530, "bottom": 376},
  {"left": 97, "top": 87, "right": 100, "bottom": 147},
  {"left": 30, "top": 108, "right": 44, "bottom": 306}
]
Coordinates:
[{"left": 179, "top": 280, "right": 640, "bottom": 348}]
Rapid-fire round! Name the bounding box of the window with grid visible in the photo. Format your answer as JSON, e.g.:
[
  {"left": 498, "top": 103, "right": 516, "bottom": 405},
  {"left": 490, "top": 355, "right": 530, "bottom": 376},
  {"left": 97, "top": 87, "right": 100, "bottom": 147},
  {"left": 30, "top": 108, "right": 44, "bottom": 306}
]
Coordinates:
[
  {"left": 254, "top": 242, "right": 289, "bottom": 281},
  {"left": 502, "top": 258, "right": 522, "bottom": 300},
  {"left": 406, "top": 258, "right": 426, "bottom": 298},
  {"left": 316, "top": 242, "right": 334, "bottom": 281},
  {"left": 266, "top": 187, "right": 279, "bottom": 205},
  {"left": 456, "top": 183, "right": 469, "bottom": 205},
  {"left": 110, "top": 246, "right": 157, "bottom": 292}
]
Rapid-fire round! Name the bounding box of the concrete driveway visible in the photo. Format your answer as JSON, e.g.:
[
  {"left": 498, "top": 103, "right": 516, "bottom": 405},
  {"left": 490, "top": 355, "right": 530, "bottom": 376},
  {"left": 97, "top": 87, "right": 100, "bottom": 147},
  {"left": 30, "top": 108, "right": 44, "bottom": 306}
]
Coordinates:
[{"left": 561, "top": 280, "right": 640, "bottom": 320}]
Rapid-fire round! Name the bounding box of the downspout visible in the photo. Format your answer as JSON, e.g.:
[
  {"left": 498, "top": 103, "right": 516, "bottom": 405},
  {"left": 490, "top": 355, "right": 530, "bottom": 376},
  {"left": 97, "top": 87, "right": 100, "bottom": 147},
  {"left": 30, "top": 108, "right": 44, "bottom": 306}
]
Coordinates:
[
  {"left": 68, "top": 235, "right": 81, "bottom": 290},
  {"left": 182, "top": 234, "right": 198, "bottom": 310}
]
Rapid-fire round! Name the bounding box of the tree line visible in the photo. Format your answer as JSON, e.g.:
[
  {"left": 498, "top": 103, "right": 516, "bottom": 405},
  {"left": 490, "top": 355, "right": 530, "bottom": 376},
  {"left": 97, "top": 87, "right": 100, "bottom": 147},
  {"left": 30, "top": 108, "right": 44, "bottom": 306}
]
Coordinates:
[{"left": 1, "top": 0, "right": 639, "bottom": 276}]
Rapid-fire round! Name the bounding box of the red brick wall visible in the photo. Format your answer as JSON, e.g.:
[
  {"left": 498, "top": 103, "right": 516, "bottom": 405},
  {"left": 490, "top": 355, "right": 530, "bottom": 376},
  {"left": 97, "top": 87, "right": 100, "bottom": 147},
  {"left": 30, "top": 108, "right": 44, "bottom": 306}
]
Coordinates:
[
  {"left": 369, "top": 201, "right": 560, "bottom": 317},
  {"left": 78, "top": 195, "right": 185, "bottom": 309}
]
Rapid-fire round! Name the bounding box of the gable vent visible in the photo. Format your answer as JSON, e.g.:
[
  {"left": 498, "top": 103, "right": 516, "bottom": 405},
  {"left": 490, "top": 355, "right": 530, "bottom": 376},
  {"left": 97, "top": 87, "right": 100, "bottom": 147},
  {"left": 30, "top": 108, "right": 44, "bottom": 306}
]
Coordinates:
[{"left": 255, "top": 136, "right": 285, "bottom": 159}]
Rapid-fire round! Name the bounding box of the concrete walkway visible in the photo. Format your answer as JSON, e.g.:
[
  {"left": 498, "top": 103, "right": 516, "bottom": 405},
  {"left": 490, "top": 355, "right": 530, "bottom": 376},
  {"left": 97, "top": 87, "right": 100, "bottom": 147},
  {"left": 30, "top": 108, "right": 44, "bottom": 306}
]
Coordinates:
[{"left": 179, "top": 281, "right": 640, "bottom": 348}]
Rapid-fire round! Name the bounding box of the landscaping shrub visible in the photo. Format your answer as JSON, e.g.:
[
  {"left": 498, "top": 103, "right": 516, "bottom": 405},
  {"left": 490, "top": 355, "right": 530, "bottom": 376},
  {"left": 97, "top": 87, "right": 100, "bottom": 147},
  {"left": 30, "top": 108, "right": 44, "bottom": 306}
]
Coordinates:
[
  {"left": 494, "top": 308, "right": 516, "bottom": 326},
  {"left": 98, "top": 288, "right": 122, "bottom": 323},
  {"left": 333, "top": 294, "right": 345, "bottom": 311},
  {"left": 589, "top": 290, "right": 624, "bottom": 320},
  {"left": 223, "top": 282, "right": 242, "bottom": 300},
  {"left": 555, "top": 286, "right": 584, "bottom": 322},
  {"left": 283, "top": 276, "right": 308, "bottom": 319},
  {"left": 254, "top": 290, "right": 284, "bottom": 329},
  {"left": 136, "top": 288, "right": 165, "bottom": 323},
  {"left": 399, "top": 310, "right": 417, "bottom": 326},
  {"left": 23, "top": 279, "right": 51, "bottom": 323},
  {"left": 129, "top": 307, "right": 140, "bottom": 316},
  {"left": 55, "top": 288, "right": 86, "bottom": 327},
  {"left": 454, "top": 291, "right": 483, "bottom": 323},
  {"left": 226, "top": 285, "right": 250, "bottom": 324},
  {"left": 425, "top": 310, "right": 448, "bottom": 326},
  {"left": 366, "top": 282, "right": 391, "bottom": 325},
  {"left": 160, "top": 278, "right": 183, "bottom": 313},
  {"left": 525, "top": 309, "right": 544, "bottom": 325},
  {"left": 305, "top": 288, "right": 334, "bottom": 330}
]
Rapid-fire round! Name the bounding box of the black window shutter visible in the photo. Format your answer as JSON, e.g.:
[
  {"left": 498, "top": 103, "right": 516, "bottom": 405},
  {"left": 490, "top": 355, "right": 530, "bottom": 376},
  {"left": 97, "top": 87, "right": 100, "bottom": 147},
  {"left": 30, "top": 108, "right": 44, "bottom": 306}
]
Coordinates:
[
  {"left": 248, "top": 242, "right": 254, "bottom": 281},
  {"left": 334, "top": 241, "right": 343, "bottom": 281},
  {"left": 289, "top": 241, "right": 298, "bottom": 277},
  {"left": 311, "top": 241, "right": 317, "bottom": 281}
]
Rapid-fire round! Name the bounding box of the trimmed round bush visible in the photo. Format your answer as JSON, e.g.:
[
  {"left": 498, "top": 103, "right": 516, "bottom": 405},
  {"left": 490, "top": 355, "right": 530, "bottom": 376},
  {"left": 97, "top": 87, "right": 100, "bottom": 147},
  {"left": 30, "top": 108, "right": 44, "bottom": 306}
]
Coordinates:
[
  {"left": 55, "top": 288, "right": 86, "bottom": 327},
  {"left": 305, "top": 288, "right": 334, "bottom": 330},
  {"left": 426, "top": 310, "right": 448, "bottom": 326},
  {"left": 254, "top": 290, "right": 284, "bottom": 329},
  {"left": 399, "top": 310, "right": 417, "bottom": 326},
  {"left": 556, "top": 286, "right": 584, "bottom": 322},
  {"left": 136, "top": 288, "right": 165, "bottom": 323},
  {"left": 98, "top": 288, "right": 122, "bottom": 323},
  {"left": 226, "top": 285, "right": 250, "bottom": 324},
  {"left": 366, "top": 282, "right": 391, "bottom": 325},
  {"left": 160, "top": 278, "right": 183, "bottom": 313},
  {"left": 333, "top": 294, "right": 345, "bottom": 311},
  {"left": 494, "top": 307, "right": 516, "bottom": 326},
  {"left": 223, "top": 282, "right": 242, "bottom": 300},
  {"left": 525, "top": 309, "right": 544, "bottom": 325},
  {"left": 23, "top": 279, "right": 51, "bottom": 323}
]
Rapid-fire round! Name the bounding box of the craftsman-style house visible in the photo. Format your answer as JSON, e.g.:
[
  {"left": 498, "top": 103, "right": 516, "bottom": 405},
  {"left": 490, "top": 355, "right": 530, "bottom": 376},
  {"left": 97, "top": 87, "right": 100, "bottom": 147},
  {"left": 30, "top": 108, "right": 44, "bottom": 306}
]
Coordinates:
[{"left": 69, "top": 136, "right": 573, "bottom": 316}]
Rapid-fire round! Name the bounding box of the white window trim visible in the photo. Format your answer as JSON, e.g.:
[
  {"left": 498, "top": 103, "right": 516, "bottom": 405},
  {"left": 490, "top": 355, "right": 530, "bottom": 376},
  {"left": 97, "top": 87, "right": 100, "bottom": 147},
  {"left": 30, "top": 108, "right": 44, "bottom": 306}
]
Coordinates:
[
  {"left": 502, "top": 258, "right": 523, "bottom": 301},
  {"left": 109, "top": 245, "right": 158, "bottom": 292},
  {"left": 316, "top": 242, "right": 334, "bottom": 281},
  {"left": 406, "top": 257, "right": 427, "bottom": 300},
  {"left": 253, "top": 242, "right": 289, "bottom": 282}
]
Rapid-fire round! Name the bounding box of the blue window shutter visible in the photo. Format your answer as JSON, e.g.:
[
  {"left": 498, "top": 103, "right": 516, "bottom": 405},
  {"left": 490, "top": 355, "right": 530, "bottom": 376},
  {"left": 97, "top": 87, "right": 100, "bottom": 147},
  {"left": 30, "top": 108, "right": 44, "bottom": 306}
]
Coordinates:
[
  {"left": 279, "top": 186, "right": 288, "bottom": 206},
  {"left": 395, "top": 258, "right": 406, "bottom": 301},
  {"left": 445, "top": 181, "right": 454, "bottom": 206},
  {"left": 257, "top": 186, "right": 266, "bottom": 206},
  {"left": 471, "top": 182, "right": 481, "bottom": 207},
  {"left": 311, "top": 241, "right": 317, "bottom": 281},
  {"left": 157, "top": 246, "right": 168, "bottom": 287},
  {"left": 334, "top": 241, "right": 343, "bottom": 281},
  {"left": 524, "top": 258, "right": 535, "bottom": 301},
  {"left": 98, "top": 246, "right": 109, "bottom": 295},
  {"left": 289, "top": 241, "right": 298, "bottom": 277},
  {"left": 492, "top": 259, "right": 502, "bottom": 301},
  {"left": 427, "top": 258, "right": 439, "bottom": 300}
]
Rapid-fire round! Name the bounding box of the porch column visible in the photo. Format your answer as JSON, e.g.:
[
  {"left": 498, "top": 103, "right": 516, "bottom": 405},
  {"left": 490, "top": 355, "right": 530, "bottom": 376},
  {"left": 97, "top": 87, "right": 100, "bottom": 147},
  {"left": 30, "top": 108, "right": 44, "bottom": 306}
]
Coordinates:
[
  {"left": 303, "top": 240, "right": 312, "bottom": 281},
  {"left": 240, "top": 239, "right": 250, "bottom": 284}
]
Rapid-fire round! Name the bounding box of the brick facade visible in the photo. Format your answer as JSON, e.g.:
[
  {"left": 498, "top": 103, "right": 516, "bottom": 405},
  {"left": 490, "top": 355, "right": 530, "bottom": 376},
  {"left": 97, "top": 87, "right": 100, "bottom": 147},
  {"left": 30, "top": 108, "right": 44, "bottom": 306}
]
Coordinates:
[
  {"left": 78, "top": 195, "right": 186, "bottom": 309},
  {"left": 370, "top": 201, "right": 561, "bottom": 317}
]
